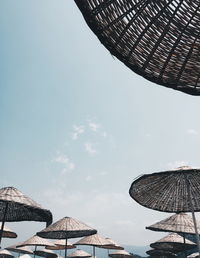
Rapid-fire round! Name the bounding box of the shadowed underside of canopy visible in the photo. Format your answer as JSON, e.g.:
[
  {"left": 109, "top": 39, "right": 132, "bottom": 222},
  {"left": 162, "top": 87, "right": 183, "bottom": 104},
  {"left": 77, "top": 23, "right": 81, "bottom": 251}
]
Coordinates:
[
  {"left": 6, "top": 244, "right": 33, "bottom": 255},
  {"left": 109, "top": 250, "right": 132, "bottom": 258},
  {"left": 34, "top": 249, "right": 58, "bottom": 258},
  {"left": 74, "top": 0, "right": 200, "bottom": 96},
  {"left": 146, "top": 249, "right": 177, "bottom": 257}
]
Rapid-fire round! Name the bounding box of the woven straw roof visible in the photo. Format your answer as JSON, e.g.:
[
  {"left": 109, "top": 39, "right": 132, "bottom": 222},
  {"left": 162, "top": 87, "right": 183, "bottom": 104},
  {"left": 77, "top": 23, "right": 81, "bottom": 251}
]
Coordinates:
[
  {"left": 68, "top": 249, "right": 92, "bottom": 258},
  {"left": 37, "top": 217, "right": 97, "bottom": 239},
  {"left": 101, "top": 238, "right": 124, "bottom": 250},
  {"left": 6, "top": 244, "right": 33, "bottom": 254},
  {"left": 187, "top": 252, "right": 200, "bottom": 258},
  {"left": 0, "top": 250, "right": 14, "bottom": 258},
  {"left": 129, "top": 167, "right": 200, "bottom": 212},
  {"left": 0, "top": 223, "right": 17, "bottom": 239},
  {"left": 74, "top": 1, "right": 200, "bottom": 96},
  {"left": 75, "top": 234, "right": 111, "bottom": 247},
  {"left": 150, "top": 232, "right": 196, "bottom": 252},
  {"left": 146, "top": 213, "right": 200, "bottom": 234},
  {"left": 146, "top": 249, "right": 177, "bottom": 257},
  {"left": 0, "top": 187, "right": 52, "bottom": 225},
  {"left": 34, "top": 249, "right": 58, "bottom": 258},
  {"left": 17, "top": 235, "right": 55, "bottom": 248},
  {"left": 46, "top": 240, "right": 76, "bottom": 250},
  {"left": 109, "top": 250, "right": 132, "bottom": 258}
]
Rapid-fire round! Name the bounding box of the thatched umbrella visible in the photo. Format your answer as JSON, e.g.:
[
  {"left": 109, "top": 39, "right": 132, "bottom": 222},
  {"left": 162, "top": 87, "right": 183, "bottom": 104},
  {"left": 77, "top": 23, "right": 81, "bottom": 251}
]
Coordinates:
[
  {"left": 68, "top": 249, "right": 92, "bottom": 258},
  {"left": 187, "top": 252, "right": 200, "bottom": 258},
  {"left": 37, "top": 216, "right": 97, "bottom": 258},
  {"left": 17, "top": 235, "right": 55, "bottom": 258},
  {"left": 0, "top": 250, "right": 14, "bottom": 258},
  {"left": 19, "top": 255, "right": 32, "bottom": 258},
  {"left": 0, "top": 186, "right": 52, "bottom": 246},
  {"left": 150, "top": 233, "right": 196, "bottom": 253},
  {"left": 129, "top": 166, "right": 200, "bottom": 254},
  {"left": 74, "top": 1, "right": 200, "bottom": 96},
  {"left": 34, "top": 248, "right": 58, "bottom": 258},
  {"left": 46, "top": 239, "right": 76, "bottom": 250},
  {"left": 6, "top": 244, "right": 33, "bottom": 256},
  {"left": 146, "top": 249, "right": 177, "bottom": 257},
  {"left": 75, "top": 233, "right": 111, "bottom": 258},
  {"left": 103, "top": 238, "right": 124, "bottom": 250},
  {"left": 0, "top": 224, "right": 17, "bottom": 239},
  {"left": 108, "top": 250, "right": 132, "bottom": 258}
]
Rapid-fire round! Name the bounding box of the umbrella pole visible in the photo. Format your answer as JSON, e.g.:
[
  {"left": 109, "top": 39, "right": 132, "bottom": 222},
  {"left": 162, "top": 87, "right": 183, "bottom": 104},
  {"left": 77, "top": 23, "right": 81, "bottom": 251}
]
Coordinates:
[
  {"left": 183, "top": 233, "right": 187, "bottom": 258},
  {"left": 34, "top": 245, "right": 37, "bottom": 258},
  {"left": 93, "top": 246, "right": 95, "bottom": 258},
  {"left": 0, "top": 202, "right": 9, "bottom": 247},
  {"left": 186, "top": 179, "right": 200, "bottom": 255},
  {"left": 64, "top": 238, "right": 68, "bottom": 258}
]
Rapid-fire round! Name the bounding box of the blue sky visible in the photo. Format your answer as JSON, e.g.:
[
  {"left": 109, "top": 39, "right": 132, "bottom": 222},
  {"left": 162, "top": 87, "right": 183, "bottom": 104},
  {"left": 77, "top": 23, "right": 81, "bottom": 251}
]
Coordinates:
[{"left": 1, "top": 0, "right": 200, "bottom": 250}]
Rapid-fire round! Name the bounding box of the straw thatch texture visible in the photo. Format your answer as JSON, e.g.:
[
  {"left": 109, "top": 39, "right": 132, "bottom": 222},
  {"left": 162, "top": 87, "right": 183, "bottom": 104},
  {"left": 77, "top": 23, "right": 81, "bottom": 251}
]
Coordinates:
[
  {"left": 109, "top": 250, "right": 132, "bottom": 258},
  {"left": 146, "top": 213, "right": 200, "bottom": 234},
  {"left": 0, "top": 187, "right": 52, "bottom": 225},
  {"left": 0, "top": 224, "right": 17, "bottom": 238},
  {"left": 150, "top": 232, "right": 196, "bottom": 252},
  {"left": 146, "top": 249, "right": 177, "bottom": 257},
  {"left": 129, "top": 167, "right": 200, "bottom": 212},
  {"left": 34, "top": 249, "right": 58, "bottom": 258},
  {"left": 46, "top": 240, "right": 76, "bottom": 250},
  {"left": 102, "top": 238, "right": 124, "bottom": 250},
  {"left": 74, "top": 0, "right": 200, "bottom": 96},
  {"left": 187, "top": 252, "right": 200, "bottom": 258},
  {"left": 0, "top": 250, "right": 14, "bottom": 258},
  {"left": 6, "top": 244, "right": 33, "bottom": 255},
  {"left": 37, "top": 217, "right": 97, "bottom": 239},
  {"left": 68, "top": 249, "right": 92, "bottom": 258},
  {"left": 75, "top": 234, "right": 111, "bottom": 247},
  {"left": 17, "top": 235, "right": 55, "bottom": 248}
]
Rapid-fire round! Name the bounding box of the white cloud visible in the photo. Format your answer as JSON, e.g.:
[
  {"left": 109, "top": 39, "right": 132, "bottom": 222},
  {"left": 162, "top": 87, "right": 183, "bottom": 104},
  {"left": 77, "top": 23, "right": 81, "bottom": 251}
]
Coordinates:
[
  {"left": 53, "top": 153, "right": 75, "bottom": 173},
  {"left": 88, "top": 122, "right": 100, "bottom": 132},
  {"left": 71, "top": 125, "right": 85, "bottom": 140},
  {"left": 84, "top": 142, "right": 97, "bottom": 156},
  {"left": 85, "top": 175, "right": 92, "bottom": 181},
  {"left": 167, "top": 160, "right": 188, "bottom": 169},
  {"left": 187, "top": 129, "right": 198, "bottom": 135}
]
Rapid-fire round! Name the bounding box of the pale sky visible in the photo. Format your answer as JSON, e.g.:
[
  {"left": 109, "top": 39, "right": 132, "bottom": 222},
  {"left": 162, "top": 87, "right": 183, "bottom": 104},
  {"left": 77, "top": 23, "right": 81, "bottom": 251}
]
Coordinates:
[{"left": 1, "top": 0, "right": 200, "bottom": 252}]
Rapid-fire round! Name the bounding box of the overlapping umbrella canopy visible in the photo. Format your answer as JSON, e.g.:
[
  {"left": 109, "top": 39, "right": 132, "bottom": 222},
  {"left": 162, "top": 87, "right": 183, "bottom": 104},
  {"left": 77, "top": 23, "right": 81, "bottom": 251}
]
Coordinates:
[
  {"left": 0, "top": 250, "right": 14, "bottom": 258},
  {"left": 46, "top": 240, "right": 76, "bottom": 250},
  {"left": 17, "top": 235, "right": 54, "bottom": 248},
  {"left": 102, "top": 238, "right": 124, "bottom": 250},
  {"left": 146, "top": 249, "right": 177, "bottom": 257},
  {"left": 34, "top": 249, "right": 58, "bottom": 258},
  {"left": 74, "top": 0, "right": 200, "bottom": 95},
  {"left": 6, "top": 244, "right": 33, "bottom": 255},
  {"left": 108, "top": 250, "right": 132, "bottom": 258},
  {"left": 0, "top": 224, "right": 17, "bottom": 239},
  {"left": 68, "top": 249, "right": 92, "bottom": 258},
  {"left": 0, "top": 186, "right": 53, "bottom": 245}
]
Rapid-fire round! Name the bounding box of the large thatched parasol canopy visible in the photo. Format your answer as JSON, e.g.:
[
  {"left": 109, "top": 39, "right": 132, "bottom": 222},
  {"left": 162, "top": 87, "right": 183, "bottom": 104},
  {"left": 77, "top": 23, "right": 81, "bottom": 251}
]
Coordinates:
[
  {"left": 0, "top": 250, "right": 14, "bottom": 258},
  {"left": 6, "top": 244, "right": 33, "bottom": 255},
  {"left": 146, "top": 249, "right": 177, "bottom": 257},
  {"left": 34, "top": 249, "right": 58, "bottom": 258},
  {"left": 108, "top": 250, "right": 132, "bottom": 258},
  {"left": 0, "top": 186, "right": 52, "bottom": 245},
  {"left": 74, "top": 0, "right": 200, "bottom": 96},
  {"left": 46, "top": 239, "right": 76, "bottom": 250},
  {"left": 146, "top": 213, "right": 200, "bottom": 234},
  {"left": 68, "top": 249, "right": 92, "bottom": 258},
  {"left": 150, "top": 232, "right": 196, "bottom": 252}
]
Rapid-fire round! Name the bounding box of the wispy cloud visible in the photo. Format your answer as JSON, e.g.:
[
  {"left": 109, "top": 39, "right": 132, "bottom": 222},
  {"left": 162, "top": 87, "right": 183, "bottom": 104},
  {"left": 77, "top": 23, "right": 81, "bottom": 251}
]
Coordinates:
[
  {"left": 53, "top": 153, "right": 75, "bottom": 174},
  {"left": 71, "top": 125, "right": 85, "bottom": 140},
  {"left": 167, "top": 160, "right": 188, "bottom": 169},
  {"left": 84, "top": 142, "right": 97, "bottom": 156},
  {"left": 88, "top": 121, "right": 100, "bottom": 132},
  {"left": 187, "top": 129, "right": 198, "bottom": 135}
]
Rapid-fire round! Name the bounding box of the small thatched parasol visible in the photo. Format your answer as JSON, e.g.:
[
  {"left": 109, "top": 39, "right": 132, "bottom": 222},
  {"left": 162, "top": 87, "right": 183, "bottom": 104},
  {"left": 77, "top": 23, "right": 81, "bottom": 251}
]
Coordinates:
[
  {"left": 187, "top": 252, "right": 200, "bottom": 258},
  {"left": 74, "top": 0, "right": 200, "bottom": 96},
  {"left": 0, "top": 250, "right": 14, "bottom": 258},
  {"left": 0, "top": 186, "right": 52, "bottom": 246},
  {"left": 75, "top": 233, "right": 111, "bottom": 258},
  {"left": 17, "top": 235, "right": 55, "bottom": 258},
  {"left": 68, "top": 249, "right": 92, "bottom": 258},
  {"left": 146, "top": 249, "right": 177, "bottom": 257},
  {"left": 0, "top": 223, "right": 17, "bottom": 239},
  {"left": 6, "top": 244, "right": 33, "bottom": 255},
  {"left": 102, "top": 238, "right": 124, "bottom": 250},
  {"left": 150, "top": 232, "right": 196, "bottom": 253},
  {"left": 129, "top": 167, "right": 200, "bottom": 254},
  {"left": 37, "top": 216, "right": 97, "bottom": 258},
  {"left": 34, "top": 249, "right": 58, "bottom": 258},
  {"left": 108, "top": 250, "right": 132, "bottom": 258},
  {"left": 46, "top": 239, "right": 76, "bottom": 250}
]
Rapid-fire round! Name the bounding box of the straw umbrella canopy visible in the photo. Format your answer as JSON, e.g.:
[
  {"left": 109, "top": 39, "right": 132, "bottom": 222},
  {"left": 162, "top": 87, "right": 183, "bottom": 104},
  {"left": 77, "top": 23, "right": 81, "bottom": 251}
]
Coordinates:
[
  {"left": 68, "top": 249, "right": 92, "bottom": 258},
  {"left": 75, "top": 233, "right": 111, "bottom": 258},
  {"left": 187, "top": 252, "right": 200, "bottom": 258},
  {"left": 129, "top": 167, "right": 200, "bottom": 254},
  {"left": 0, "top": 224, "right": 17, "bottom": 239},
  {"left": 102, "top": 238, "right": 124, "bottom": 250},
  {"left": 150, "top": 233, "right": 197, "bottom": 253},
  {"left": 6, "top": 244, "right": 33, "bottom": 255},
  {"left": 37, "top": 216, "right": 97, "bottom": 258},
  {"left": 34, "top": 249, "right": 58, "bottom": 258},
  {"left": 108, "top": 250, "right": 132, "bottom": 258},
  {"left": 146, "top": 249, "right": 177, "bottom": 257},
  {"left": 46, "top": 239, "right": 76, "bottom": 250},
  {"left": 74, "top": 1, "right": 200, "bottom": 96},
  {"left": 0, "top": 186, "right": 53, "bottom": 246},
  {"left": 17, "top": 235, "right": 55, "bottom": 258},
  {"left": 0, "top": 250, "right": 14, "bottom": 258},
  {"left": 19, "top": 255, "right": 32, "bottom": 258}
]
